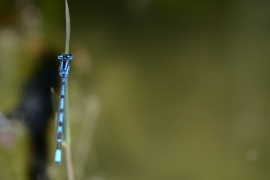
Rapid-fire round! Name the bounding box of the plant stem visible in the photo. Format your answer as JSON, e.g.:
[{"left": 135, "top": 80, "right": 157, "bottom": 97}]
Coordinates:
[
  {"left": 65, "top": 145, "right": 74, "bottom": 180},
  {"left": 65, "top": 0, "right": 70, "bottom": 54},
  {"left": 64, "top": 1, "right": 74, "bottom": 179}
]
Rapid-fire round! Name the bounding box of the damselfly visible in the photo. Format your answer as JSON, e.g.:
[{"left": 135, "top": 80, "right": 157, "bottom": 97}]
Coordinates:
[{"left": 55, "top": 53, "right": 73, "bottom": 164}]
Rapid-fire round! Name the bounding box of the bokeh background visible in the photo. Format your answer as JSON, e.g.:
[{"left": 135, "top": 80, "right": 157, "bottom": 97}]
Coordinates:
[{"left": 1, "top": 0, "right": 270, "bottom": 179}]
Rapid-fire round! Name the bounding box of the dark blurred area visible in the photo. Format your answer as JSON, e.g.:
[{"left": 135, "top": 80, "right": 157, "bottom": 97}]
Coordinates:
[
  {"left": 11, "top": 51, "right": 59, "bottom": 180},
  {"left": 1, "top": 0, "right": 270, "bottom": 180}
]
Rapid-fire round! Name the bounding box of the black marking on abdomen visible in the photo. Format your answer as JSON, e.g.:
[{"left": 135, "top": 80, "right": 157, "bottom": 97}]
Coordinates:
[
  {"left": 57, "top": 133, "right": 62, "bottom": 140},
  {"left": 56, "top": 142, "right": 62, "bottom": 149}
]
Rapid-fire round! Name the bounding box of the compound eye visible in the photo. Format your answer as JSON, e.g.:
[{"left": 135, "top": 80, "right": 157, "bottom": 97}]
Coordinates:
[
  {"left": 58, "top": 54, "right": 63, "bottom": 60},
  {"left": 67, "top": 54, "right": 73, "bottom": 60}
]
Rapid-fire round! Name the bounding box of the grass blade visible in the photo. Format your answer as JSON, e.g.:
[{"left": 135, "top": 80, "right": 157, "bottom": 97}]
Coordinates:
[{"left": 63, "top": 1, "right": 74, "bottom": 180}]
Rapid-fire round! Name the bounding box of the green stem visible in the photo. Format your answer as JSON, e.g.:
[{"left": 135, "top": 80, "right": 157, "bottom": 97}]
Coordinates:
[
  {"left": 65, "top": 0, "right": 70, "bottom": 54},
  {"left": 65, "top": 145, "right": 74, "bottom": 180},
  {"left": 63, "top": 0, "right": 74, "bottom": 179}
]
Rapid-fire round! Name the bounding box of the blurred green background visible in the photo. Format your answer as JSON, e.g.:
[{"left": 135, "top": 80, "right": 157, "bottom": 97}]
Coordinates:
[{"left": 1, "top": 0, "right": 270, "bottom": 179}]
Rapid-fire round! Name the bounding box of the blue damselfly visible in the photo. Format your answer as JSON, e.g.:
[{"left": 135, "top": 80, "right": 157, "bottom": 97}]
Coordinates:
[{"left": 54, "top": 53, "right": 73, "bottom": 164}]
